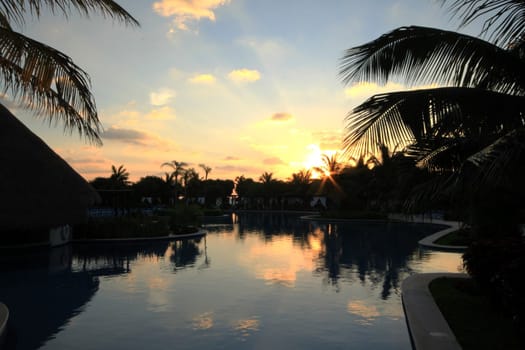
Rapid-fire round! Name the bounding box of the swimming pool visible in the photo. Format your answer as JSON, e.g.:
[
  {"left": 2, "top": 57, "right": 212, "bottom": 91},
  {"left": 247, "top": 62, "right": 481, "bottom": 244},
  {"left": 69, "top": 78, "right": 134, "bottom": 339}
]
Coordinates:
[{"left": 0, "top": 213, "right": 463, "bottom": 349}]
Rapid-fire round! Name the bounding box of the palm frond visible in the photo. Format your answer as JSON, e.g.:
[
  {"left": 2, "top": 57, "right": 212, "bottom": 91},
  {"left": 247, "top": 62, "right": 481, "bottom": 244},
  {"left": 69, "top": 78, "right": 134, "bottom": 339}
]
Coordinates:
[
  {"left": 0, "top": 11, "right": 12, "bottom": 28},
  {"left": 343, "top": 87, "right": 525, "bottom": 158},
  {"left": 403, "top": 172, "right": 457, "bottom": 214},
  {"left": 464, "top": 127, "right": 525, "bottom": 185},
  {"left": 0, "top": 0, "right": 139, "bottom": 27},
  {"left": 0, "top": 26, "right": 102, "bottom": 144},
  {"left": 339, "top": 26, "right": 525, "bottom": 94},
  {"left": 443, "top": 0, "right": 525, "bottom": 47},
  {"left": 407, "top": 135, "right": 495, "bottom": 172}
]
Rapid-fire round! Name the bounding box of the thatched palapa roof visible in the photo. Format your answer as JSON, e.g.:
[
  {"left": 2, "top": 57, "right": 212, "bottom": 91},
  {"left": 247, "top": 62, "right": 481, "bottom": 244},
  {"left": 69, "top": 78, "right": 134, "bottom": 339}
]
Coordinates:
[{"left": 0, "top": 104, "right": 100, "bottom": 231}]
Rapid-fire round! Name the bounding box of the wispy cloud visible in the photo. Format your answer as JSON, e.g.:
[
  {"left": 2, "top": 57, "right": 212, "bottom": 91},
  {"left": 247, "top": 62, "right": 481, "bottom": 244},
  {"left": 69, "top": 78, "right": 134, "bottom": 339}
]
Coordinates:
[
  {"left": 146, "top": 106, "right": 177, "bottom": 120},
  {"left": 224, "top": 155, "right": 240, "bottom": 161},
  {"left": 102, "top": 127, "right": 151, "bottom": 146},
  {"left": 263, "top": 157, "right": 285, "bottom": 165},
  {"left": 102, "top": 126, "right": 179, "bottom": 152},
  {"left": 153, "top": 0, "right": 231, "bottom": 32},
  {"left": 150, "top": 88, "right": 176, "bottom": 106},
  {"left": 228, "top": 68, "right": 261, "bottom": 83},
  {"left": 189, "top": 74, "right": 216, "bottom": 84},
  {"left": 270, "top": 113, "right": 293, "bottom": 122},
  {"left": 237, "top": 37, "right": 291, "bottom": 64},
  {"left": 312, "top": 130, "right": 342, "bottom": 150}
]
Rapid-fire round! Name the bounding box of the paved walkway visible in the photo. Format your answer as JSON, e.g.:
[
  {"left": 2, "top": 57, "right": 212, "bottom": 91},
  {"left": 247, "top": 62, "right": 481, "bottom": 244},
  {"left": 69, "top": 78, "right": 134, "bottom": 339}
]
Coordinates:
[
  {"left": 388, "top": 214, "right": 467, "bottom": 251},
  {"left": 402, "top": 273, "right": 468, "bottom": 350},
  {"left": 391, "top": 214, "right": 469, "bottom": 349}
]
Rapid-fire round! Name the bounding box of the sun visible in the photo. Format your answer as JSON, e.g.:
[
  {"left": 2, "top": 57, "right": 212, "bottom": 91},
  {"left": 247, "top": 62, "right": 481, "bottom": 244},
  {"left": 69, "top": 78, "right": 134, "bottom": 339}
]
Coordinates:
[{"left": 302, "top": 145, "right": 338, "bottom": 179}]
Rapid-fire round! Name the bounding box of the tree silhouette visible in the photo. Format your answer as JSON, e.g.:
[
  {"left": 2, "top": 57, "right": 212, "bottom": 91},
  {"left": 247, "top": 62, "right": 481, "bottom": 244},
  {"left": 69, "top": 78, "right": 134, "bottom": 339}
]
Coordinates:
[
  {"left": 259, "top": 171, "right": 274, "bottom": 184},
  {"left": 110, "top": 164, "right": 129, "bottom": 188},
  {"left": 199, "top": 163, "right": 212, "bottom": 180},
  {"left": 314, "top": 153, "right": 344, "bottom": 178},
  {"left": 161, "top": 160, "right": 187, "bottom": 187},
  {"left": 0, "top": 0, "right": 138, "bottom": 144},
  {"left": 340, "top": 0, "right": 525, "bottom": 214}
]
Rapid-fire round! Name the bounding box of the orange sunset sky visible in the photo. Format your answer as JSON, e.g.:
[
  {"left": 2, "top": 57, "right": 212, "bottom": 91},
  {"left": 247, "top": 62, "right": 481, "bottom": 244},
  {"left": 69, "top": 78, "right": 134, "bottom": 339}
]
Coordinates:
[{"left": 1, "top": 0, "right": 482, "bottom": 182}]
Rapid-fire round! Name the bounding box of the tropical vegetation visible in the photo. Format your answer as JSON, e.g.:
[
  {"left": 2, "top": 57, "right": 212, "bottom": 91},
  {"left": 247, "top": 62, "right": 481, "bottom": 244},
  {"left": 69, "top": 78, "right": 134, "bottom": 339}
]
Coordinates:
[
  {"left": 0, "top": 0, "right": 138, "bottom": 144},
  {"left": 339, "top": 0, "right": 525, "bottom": 335}
]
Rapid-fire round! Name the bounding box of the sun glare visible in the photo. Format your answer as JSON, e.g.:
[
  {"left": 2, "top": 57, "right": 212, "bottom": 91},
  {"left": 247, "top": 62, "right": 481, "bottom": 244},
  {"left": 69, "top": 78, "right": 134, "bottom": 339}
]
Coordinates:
[{"left": 302, "top": 145, "right": 339, "bottom": 179}]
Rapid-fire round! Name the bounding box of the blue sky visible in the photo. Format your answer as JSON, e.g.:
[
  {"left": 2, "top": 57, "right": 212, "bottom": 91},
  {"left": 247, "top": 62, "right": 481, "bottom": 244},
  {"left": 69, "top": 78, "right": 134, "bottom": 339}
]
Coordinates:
[{"left": 3, "top": 0, "right": 483, "bottom": 181}]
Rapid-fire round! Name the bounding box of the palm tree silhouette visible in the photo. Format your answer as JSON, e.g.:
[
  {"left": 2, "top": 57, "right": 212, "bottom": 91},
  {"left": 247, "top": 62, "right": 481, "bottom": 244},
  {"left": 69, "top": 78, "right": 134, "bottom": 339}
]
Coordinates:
[
  {"left": 290, "top": 169, "right": 312, "bottom": 186},
  {"left": 162, "top": 160, "right": 188, "bottom": 202},
  {"left": 340, "top": 0, "right": 525, "bottom": 197},
  {"left": 259, "top": 171, "right": 274, "bottom": 184},
  {"left": 162, "top": 160, "right": 188, "bottom": 188},
  {"left": 110, "top": 164, "right": 129, "bottom": 188},
  {"left": 199, "top": 164, "right": 212, "bottom": 180},
  {"left": 0, "top": 0, "right": 138, "bottom": 144},
  {"left": 314, "top": 153, "right": 343, "bottom": 178}
]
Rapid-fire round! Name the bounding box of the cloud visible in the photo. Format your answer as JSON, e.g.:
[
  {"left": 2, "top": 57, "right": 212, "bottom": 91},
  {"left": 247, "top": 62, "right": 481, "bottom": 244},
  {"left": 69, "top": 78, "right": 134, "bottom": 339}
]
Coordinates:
[
  {"left": 66, "top": 157, "right": 105, "bottom": 164},
  {"left": 237, "top": 37, "right": 291, "bottom": 63},
  {"left": 312, "top": 130, "right": 342, "bottom": 150},
  {"left": 270, "top": 113, "right": 293, "bottom": 122},
  {"left": 228, "top": 69, "right": 261, "bottom": 83},
  {"left": 189, "top": 74, "right": 216, "bottom": 84},
  {"left": 224, "top": 156, "right": 240, "bottom": 161},
  {"left": 102, "top": 127, "right": 151, "bottom": 146},
  {"left": 146, "top": 106, "right": 177, "bottom": 120},
  {"left": 215, "top": 164, "right": 258, "bottom": 174},
  {"left": 150, "top": 88, "right": 176, "bottom": 106},
  {"left": 153, "top": 0, "right": 230, "bottom": 31},
  {"left": 263, "top": 157, "right": 285, "bottom": 165}
]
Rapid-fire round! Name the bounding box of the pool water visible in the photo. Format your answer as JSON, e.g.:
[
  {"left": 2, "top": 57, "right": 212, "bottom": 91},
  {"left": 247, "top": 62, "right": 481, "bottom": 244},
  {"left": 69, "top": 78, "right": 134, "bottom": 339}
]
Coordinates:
[{"left": 0, "top": 213, "right": 463, "bottom": 350}]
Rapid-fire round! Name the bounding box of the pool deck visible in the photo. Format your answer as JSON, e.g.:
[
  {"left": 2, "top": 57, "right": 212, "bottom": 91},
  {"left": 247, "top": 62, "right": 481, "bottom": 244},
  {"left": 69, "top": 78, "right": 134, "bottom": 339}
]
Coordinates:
[
  {"left": 392, "top": 214, "right": 468, "bottom": 349},
  {"left": 402, "top": 273, "right": 468, "bottom": 350},
  {"left": 388, "top": 214, "right": 467, "bottom": 251}
]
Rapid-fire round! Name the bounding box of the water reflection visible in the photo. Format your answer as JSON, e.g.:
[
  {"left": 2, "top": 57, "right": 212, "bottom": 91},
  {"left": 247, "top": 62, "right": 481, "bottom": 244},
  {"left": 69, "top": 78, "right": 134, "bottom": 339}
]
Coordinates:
[
  {"left": 0, "top": 245, "right": 98, "bottom": 350},
  {"left": 0, "top": 238, "right": 204, "bottom": 350},
  {"left": 169, "top": 239, "right": 202, "bottom": 271},
  {"left": 229, "top": 213, "right": 452, "bottom": 299},
  {"left": 0, "top": 214, "right": 462, "bottom": 350},
  {"left": 312, "top": 220, "right": 452, "bottom": 299}
]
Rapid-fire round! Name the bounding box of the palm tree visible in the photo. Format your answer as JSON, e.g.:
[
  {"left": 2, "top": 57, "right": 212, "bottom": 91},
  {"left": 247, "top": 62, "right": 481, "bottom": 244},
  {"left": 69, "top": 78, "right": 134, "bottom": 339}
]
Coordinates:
[
  {"left": 314, "top": 153, "right": 344, "bottom": 178},
  {"left": 163, "top": 172, "right": 175, "bottom": 186},
  {"left": 290, "top": 169, "right": 312, "bottom": 186},
  {"left": 339, "top": 0, "right": 525, "bottom": 212},
  {"left": 199, "top": 163, "right": 212, "bottom": 180},
  {"left": 259, "top": 172, "right": 276, "bottom": 209},
  {"left": 181, "top": 167, "right": 200, "bottom": 202},
  {"left": 110, "top": 164, "right": 129, "bottom": 188},
  {"left": 0, "top": 0, "right": 138, "bottom": 144},
  {"left": 162, "top": 160, "right": 188, "bottom": 203},
  {"left": 161, "top": 160, "right": 187, "bottom": 187},
  {"left": 259, "top": 171, "right": 274, "bottom": 184}
]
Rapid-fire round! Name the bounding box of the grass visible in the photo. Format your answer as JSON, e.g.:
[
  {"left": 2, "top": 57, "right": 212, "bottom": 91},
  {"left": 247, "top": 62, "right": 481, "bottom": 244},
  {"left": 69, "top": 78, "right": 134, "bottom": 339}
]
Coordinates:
[
  {"left": 429, "top": 277, "right": 522, "bottom": 350},
  {"left": 434, "top": 228, "right": 471, "bottom": 246}
]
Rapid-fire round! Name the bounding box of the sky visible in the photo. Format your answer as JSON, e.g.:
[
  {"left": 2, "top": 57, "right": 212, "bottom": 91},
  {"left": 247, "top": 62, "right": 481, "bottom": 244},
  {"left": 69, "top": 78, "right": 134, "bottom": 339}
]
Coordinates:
[{"left": 2, "top": 0, "right": 484, "bottom": 182}]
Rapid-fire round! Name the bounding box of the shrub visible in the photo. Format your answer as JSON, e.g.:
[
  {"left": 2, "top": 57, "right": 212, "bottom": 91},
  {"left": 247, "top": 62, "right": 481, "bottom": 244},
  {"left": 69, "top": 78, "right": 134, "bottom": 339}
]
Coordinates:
[
  {"left": 463, "top": 237, "right": 525, "bottom": 333},
  {"left": 76, "top": 215, "right": 171, "bottom": 239}
]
